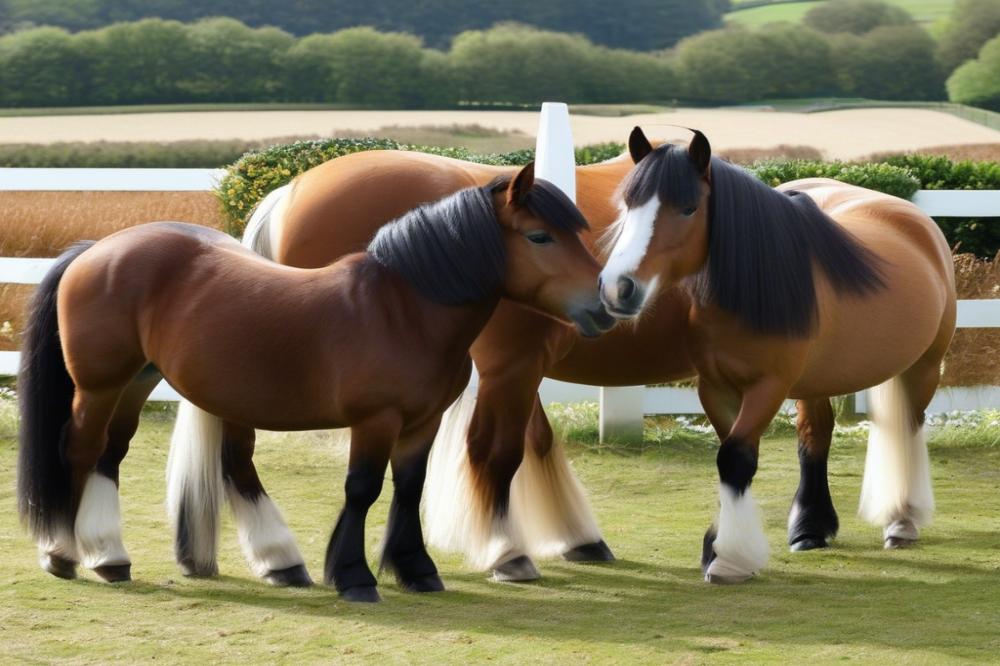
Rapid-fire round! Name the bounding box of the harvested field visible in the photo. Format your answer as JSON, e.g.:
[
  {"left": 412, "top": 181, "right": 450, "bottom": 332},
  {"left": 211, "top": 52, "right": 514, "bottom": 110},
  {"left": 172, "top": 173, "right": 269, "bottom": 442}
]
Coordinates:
[
  {"left": 0, "top": 191, "right": 224, "bottom": 258},
  {"left": 3, "top": 108, "right": 1000, "bottom": 160}
]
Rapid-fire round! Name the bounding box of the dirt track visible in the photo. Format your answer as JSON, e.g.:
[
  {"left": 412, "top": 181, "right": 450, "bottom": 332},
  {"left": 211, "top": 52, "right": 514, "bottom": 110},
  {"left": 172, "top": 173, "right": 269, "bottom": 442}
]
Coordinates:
[{"left": 3, "top": 108, "right": 1000, "bottom": 160}]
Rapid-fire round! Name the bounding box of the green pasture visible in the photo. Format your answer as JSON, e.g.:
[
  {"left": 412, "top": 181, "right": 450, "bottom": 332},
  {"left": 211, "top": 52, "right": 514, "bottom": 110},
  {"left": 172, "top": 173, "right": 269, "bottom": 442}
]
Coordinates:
[
  {"left": 726, "top": 0, "right": 956, "bottom": 28},
  {"left": 1, "top": 402, "right": 998, "bottom": 664}
]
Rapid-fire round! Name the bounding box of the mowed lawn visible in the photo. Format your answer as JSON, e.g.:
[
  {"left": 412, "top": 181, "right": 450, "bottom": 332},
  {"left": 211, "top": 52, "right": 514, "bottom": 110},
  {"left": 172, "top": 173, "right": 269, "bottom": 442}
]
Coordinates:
[
  {"left": 726, "top": 0, "right": 956, "bottom": 28},
  {"left": 1, "top": 405, "right": 999, "bottom": 664}
]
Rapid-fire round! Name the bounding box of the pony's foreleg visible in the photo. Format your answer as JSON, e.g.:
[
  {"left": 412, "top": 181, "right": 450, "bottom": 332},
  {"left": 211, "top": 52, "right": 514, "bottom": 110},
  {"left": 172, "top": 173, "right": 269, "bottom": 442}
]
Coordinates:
[
  {"left": 325, "top": 413, "right": 399, "bottom": 602},
  {"left": 513, "top": 396, "right": 613, "bottom": 563},
  {"left": 464, "top": 380, "right": 540, "bottom": 583},
  {"left": 788, "top": 398, "right": 839, "bottom": 551},
  {"left": 380, "top": 417, "right": 444, "bottom": 593},
  {"left": 701, "top": 379, "right": 786, "bottom": 584},
  {"left": 221, "top": 423, "right": 310, "bottom": 587}
]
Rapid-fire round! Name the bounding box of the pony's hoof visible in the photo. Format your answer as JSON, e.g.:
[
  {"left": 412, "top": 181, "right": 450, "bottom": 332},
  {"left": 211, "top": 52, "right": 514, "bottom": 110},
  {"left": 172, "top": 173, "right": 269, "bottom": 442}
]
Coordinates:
[
  {"left": 563, "top": 539, "right": 615, "bottom": 562},
  {"left": 40, "top": 554, "right": 77, "bottom": 580},
  {"left": 705, "top": 571, "right": 754, "bottom": 585},
  {"left": 264, "top": 564, "right": 313, "bottom": 587},
  {"left": 790, "top": 536, "right": 829, "bottom": 552},
  {"left": 340, "top": 586, "right": 380, "bottom": 603},
  {"left": 884, "top": 536, "right": 917, "bottom": 550},
  {"left": 492, "top": 555, "right": 540, "bottom": 583},
  {"left": 178, "top": 559, "right": 218, "bottom": 578},
  {"left": 399, "top": 573, "right": 445, "bottom": 593},
  {"left": 93, "top": 563, "right": 132, "bottom": 583}
]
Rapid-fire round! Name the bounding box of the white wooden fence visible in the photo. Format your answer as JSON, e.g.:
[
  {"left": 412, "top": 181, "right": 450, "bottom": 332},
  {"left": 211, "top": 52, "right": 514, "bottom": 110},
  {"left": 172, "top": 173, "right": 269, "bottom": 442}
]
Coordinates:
[{"left": 1, "top": 104, "right": 999, "bottom": 442}]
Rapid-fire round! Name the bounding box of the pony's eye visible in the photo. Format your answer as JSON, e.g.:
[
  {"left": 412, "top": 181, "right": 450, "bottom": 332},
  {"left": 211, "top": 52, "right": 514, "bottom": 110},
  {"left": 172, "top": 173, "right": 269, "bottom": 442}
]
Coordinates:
[
  {"left": 525, "top": 231, "right": 554, "bottom": 245},
  {"left": 681, "top": 206, "right": 698, "bottom": 217}
]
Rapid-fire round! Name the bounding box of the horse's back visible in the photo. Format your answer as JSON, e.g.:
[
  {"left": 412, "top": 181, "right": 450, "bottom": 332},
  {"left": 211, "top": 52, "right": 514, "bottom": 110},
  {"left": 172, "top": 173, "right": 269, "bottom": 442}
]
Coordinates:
[{"left": 279, "top": 151, "right": 509, "bottom": 267}]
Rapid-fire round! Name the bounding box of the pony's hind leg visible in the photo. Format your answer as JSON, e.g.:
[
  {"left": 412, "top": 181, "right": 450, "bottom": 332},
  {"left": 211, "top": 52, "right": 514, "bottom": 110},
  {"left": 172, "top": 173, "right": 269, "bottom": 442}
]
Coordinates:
[
  {"left": 62, "top": 386, "right": 130, "bottom": 581},
  {"left": 325, "top": 413, "right": 399, "bottom": 602},
  {"left": 74, "top": 370, "right": 161, "bottom": 582},
  {"left": 860, "top": 359, "right": 940, "bottom": 549},
  {"left": 221, "top": 422, "right": 310, "bottom": 587},
  {"left": 381, "top": 418, "right": 444, "bottom": 593},
  {"left": 788, "top": 398, "right": 839, "bottom": 551}
]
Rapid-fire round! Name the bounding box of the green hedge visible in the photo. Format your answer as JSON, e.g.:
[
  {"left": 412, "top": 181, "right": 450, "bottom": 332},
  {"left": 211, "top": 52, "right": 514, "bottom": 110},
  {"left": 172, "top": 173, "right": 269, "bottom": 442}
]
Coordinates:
[
  {"left": 218, "top": 138, "right": 623, "bottom": 233},
  {"left": 217, "top": 140, "right": 999, "bottom": 256}
]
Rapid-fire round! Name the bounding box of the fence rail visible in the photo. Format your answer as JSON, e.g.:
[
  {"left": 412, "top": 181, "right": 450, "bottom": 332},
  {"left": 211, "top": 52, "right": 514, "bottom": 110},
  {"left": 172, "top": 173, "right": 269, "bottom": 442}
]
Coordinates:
[{"left": 2, "top": 153, "right": 1000, "bottom": 439}]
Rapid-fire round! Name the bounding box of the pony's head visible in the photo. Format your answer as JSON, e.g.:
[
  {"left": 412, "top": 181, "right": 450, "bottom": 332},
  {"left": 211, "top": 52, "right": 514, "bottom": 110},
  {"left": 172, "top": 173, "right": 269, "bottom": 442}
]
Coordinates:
[
  {"left": 492, "top": 163, "right": 616, "bottom": 337},
  {"left": 368, "top": 163, "right": 614, "bottom": 337},
  {"left": 599, "top": 126, "right": 712, "bottom": 319}
]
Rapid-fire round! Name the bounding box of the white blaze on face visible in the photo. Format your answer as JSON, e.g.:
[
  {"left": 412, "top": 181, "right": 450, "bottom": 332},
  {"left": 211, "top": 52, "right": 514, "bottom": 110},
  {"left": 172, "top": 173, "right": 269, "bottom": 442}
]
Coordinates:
[{"left": 600, "top": 196, "right": 660, "bottom": 298}]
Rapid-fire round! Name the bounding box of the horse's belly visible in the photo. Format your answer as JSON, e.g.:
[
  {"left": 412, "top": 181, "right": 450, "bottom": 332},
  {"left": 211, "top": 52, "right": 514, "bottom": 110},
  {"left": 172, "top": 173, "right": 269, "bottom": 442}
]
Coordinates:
[{"left": 791, "top": 272, "right": 949, "bottom": 398}]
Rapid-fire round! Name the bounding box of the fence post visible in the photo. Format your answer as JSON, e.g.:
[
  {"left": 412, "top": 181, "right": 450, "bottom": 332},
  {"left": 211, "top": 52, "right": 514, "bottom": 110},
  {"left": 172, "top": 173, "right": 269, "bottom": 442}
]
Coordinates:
[{"left": 599, "top": 387, "right": 644, "bottom": 444}]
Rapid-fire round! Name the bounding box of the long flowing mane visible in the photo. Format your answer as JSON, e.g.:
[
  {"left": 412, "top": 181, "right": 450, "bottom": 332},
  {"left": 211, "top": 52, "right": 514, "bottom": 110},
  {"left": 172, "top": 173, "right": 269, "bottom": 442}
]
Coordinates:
[{"left": 368, "top": 177, "right": 587, "bottom": 306}]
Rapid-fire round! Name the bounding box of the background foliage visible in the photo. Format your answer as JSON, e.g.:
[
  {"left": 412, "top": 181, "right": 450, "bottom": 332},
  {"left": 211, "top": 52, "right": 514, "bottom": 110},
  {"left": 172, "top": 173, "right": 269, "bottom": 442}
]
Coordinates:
[
  {"left": 0, "top": 0, "right": 725, "bottom": 50},
  {"left": 0, "top": 0, "right": 996, "bottom": 109}
]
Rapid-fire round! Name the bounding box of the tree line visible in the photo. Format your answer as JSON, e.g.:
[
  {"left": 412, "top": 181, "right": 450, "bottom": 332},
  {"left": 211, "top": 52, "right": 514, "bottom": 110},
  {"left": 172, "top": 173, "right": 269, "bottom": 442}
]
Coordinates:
[
  {"left": 0, "top": 0, "right": 726, "bottom": 51},
  {"left": 0, "top": 0, "right": 997, "bottom": 109}
]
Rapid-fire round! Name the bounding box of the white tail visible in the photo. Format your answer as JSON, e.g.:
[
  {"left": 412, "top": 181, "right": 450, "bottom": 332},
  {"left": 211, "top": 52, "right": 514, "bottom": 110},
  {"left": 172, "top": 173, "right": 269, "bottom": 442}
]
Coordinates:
[
  {"left": 166, "top": 401, "right": 225, "bottom": 574},
  {"left": 242, "top": 182, "right": 293, "bottom": 259},
  {"left": 859, "top": 376, "right": 934, "bottom": 529}
]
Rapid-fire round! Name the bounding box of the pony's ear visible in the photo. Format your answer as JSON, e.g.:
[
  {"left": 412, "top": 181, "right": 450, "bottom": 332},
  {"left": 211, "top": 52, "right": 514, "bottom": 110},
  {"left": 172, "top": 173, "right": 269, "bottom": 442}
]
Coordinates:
[
  {"left": 628, "top": 126, "right": 653, "bottom": 164},
  {"left": 507, "top": 161, "right": 535, "bottom": 206},
  {"left": 688, "top": 129, "right": 711, "bottom": 174}
]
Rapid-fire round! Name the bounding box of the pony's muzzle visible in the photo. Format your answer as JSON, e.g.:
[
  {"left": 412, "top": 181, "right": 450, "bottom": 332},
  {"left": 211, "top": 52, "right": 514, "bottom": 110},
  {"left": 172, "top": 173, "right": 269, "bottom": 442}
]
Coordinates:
[
  {"left": 568, "top": 300, "right": 617, "bottom": 338},
  {"left": 599, "top": 273, "right": 646, "bottom": 320}
]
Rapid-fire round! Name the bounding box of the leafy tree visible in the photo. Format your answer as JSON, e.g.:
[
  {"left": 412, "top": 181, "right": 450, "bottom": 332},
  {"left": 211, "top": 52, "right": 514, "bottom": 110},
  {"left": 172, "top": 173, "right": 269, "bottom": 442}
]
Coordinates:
[
  {"left": 830, "top": 25, "right": 944, "bottom": 100},
  {"left": 804, "top": 0, "right": 912, "bottom": 35},
  {"left": 284, "top": 28, "right": 432, "bottom": 107},
  {"left": 178, "top": 18, "right": 293, "bottom": 102},
  {"left": 0, "top": 27, "right": 89, "bottom": 105},
  {"left": 937, "top": 0, "right": 1000, "bottom": 72},
  {"left": 448, "top": 24, "right": 673, "bottom": 105},
  {"left": 77, "top": 19, "right": 193, "bottom": 104},
  {"left": 675, "top": 25, "right": 837, "bottom": 103},
  {"left": 947, "top": 35, "right": 1000, "bottom": 111}
]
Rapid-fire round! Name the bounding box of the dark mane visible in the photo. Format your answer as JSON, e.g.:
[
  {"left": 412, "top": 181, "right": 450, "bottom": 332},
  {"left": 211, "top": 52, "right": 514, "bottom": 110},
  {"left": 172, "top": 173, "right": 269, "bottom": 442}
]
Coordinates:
[
  {"left": 628, "top": 144, "right": 886, "bottom": 336},
  {"left": 368, "top": 177, "right": 587, "bottom": 306}
]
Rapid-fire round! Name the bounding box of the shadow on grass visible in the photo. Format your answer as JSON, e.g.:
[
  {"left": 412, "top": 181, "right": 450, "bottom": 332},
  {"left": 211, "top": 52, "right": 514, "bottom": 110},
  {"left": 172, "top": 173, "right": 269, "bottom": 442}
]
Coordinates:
[{"left": 79, "top": 541, "right": 1000, "bottom": 659}]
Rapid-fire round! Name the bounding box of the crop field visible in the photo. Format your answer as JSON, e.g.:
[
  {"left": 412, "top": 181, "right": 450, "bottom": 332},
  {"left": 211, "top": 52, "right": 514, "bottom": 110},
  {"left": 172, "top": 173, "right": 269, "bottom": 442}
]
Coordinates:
[
  {"left": 1, "top": 402, "right": 998, "bottom": 664},
  {"left": 726, "top": 0, "right": 957, "bottom": 28}
]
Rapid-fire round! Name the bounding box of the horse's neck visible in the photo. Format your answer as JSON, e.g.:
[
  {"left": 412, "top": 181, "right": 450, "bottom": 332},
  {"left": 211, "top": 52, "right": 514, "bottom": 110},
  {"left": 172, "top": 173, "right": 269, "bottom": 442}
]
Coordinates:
[{"left": 360, "top": 257, "right": 500, "bottom": 357}]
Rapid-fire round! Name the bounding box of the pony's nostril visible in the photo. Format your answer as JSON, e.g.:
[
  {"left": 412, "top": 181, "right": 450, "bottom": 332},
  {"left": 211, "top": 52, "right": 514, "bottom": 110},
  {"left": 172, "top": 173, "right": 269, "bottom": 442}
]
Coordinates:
[{"left": 618, "top": 276, "right": 636, "bottom": 302}]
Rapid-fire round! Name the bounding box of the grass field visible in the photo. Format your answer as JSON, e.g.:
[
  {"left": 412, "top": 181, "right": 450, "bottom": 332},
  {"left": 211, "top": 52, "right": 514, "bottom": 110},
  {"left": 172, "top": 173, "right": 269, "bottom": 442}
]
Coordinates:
[
  {"left": 1, "top": 401, "right": 998, "bottom": 664},
  {"left": 726, "top": 0, "right": 956, "bottom": 28}
]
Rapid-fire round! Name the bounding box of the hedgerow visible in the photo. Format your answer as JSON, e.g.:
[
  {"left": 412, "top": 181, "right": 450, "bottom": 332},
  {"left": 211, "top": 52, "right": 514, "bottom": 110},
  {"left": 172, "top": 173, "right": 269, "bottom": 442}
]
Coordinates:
[{"left": 217, "top": 139, "right": 999, "bottom": 256}]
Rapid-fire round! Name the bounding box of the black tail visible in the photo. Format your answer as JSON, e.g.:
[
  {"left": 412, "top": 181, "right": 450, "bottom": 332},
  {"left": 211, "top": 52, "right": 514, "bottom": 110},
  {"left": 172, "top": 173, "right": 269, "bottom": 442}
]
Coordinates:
[{"left": 17, "top": 241, "right": 95, "bottom": 541}]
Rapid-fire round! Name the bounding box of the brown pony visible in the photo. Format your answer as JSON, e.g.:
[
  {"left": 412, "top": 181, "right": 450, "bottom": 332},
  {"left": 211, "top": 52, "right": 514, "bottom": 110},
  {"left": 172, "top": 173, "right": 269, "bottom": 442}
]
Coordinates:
[
  {"left": 170, "top": 149, "right": 699, "bottom": 584},
  {"left": 17, "top": 165, "right": 613, "bottom": 601},
  {"left": 600, "top": 127, "right": 956, "bottom": 582}
]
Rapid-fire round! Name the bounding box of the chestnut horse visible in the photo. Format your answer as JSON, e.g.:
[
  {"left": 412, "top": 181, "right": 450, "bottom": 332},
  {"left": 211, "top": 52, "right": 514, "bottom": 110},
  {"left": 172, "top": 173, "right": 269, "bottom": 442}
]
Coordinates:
[
  {"left": 600, "top": 127, "right": 956, "bottom": 582},
  {"left": 171, "top": 150, "right": 699, "bottom": 583},
  {"left": 17, "top": 166, "right": 613, "bottom": 601}
]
